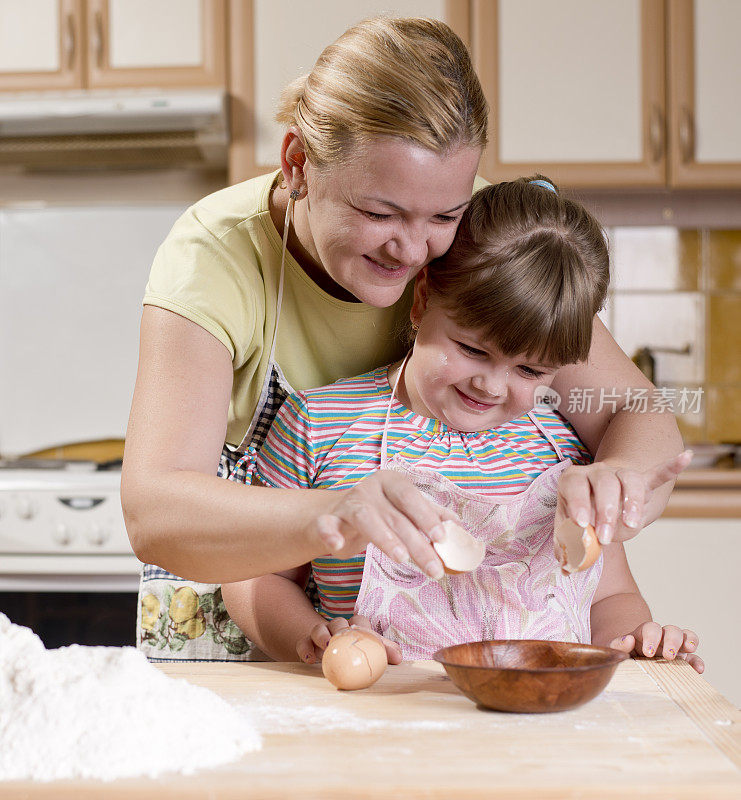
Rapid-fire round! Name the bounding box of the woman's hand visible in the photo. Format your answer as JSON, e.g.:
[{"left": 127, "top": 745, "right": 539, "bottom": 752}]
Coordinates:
[
  {"left": 556, "top": 450, "right": 693, "bottom": 544},
  {"left": 296, "top": 614, "right": 402, "bottom": 666},
  {"left": 310, "top": 470, "right": 460, "bottom": 579},
  {"left": 609, "top": 622, "right": 704, "bottom": 674}
]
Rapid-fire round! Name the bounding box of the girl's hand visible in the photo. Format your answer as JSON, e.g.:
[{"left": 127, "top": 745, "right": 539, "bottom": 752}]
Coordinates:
[
  {"left": 296, "top": 614, "right": 402, "bottom": 666},
  {"left": 609, "top": 622, "right": 704, "bottom": 674},
  {"left": 556, "top": 450, "right": 693, "bottom": 545},
  {"left": 310, "top": 470, "right": 460, "bottom": 579}
]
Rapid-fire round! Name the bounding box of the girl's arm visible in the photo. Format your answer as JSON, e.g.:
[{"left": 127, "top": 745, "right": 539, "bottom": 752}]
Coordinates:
[
  {"left": 221, "top": 565, "right": 324, "bottom": 661},
  {"left": 590, "top": 543, "right": 703, "bottom": 672},
  {"left": 589, "top": 543, "right": 650, "bottom": 647},
  {"left": 121, "top": 307, "right": 451, "bottom": 582},
  {"left": 222, "top": 565, "right": 403, "bottom": 664},
  {"left": 552, "top": 317, "right": 689, "bottom": 544}
]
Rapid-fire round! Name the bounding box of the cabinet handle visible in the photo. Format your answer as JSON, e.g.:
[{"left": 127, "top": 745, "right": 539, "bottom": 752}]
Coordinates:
[
  {"left": 649, "top": 105, "right": 664, "bottom": 163},
  {"left": 679, "top": 107, "right": 695, "bottom": 164},
  {"left": 92, "top": 10, "right": 104, "bottom": 68},
  {"left": 63, "top": 13, "right": 76, "bottom": 70}
]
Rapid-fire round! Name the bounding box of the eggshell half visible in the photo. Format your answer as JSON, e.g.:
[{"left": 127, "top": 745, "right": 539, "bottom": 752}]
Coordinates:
[
  {"left": 554, "top": 519, "right": 601, "bottom": 574},
  {"left": 432, "top": 520, "right": 486, "bottom": 575},
  {"left": 322, "top": 628, "right": 388, "bottom": 690}
]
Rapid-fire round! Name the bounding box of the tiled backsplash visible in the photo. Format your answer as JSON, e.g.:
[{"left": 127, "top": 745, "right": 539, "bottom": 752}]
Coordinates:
[{"left": 605, "top": 228, "right": 741, "bottom": 445}]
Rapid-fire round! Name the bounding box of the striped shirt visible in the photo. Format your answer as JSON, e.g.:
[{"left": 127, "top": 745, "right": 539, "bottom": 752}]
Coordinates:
[{"left": 254, "top": 366, "right": 590, "bottom": 620}]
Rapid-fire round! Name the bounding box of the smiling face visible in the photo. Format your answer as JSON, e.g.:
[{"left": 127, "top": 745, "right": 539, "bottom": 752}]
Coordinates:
[
  {"left": 398, "top": 273, "right": 563, "bottom": 432},
  {"left": 292, "top": 136, "right": 481, "bottom": 307}
]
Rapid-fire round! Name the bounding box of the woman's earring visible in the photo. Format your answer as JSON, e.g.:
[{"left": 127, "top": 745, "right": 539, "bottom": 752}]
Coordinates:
[{"left": 283, "top": 188, "right": 301, "bottom": 251}]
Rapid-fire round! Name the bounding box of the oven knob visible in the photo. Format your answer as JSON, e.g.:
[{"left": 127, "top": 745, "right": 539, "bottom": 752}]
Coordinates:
[
  {"left": 54, "top": 523, "right": 73, "bottom": 545},
  {"left": 87, "top": 524, "right": 108, "bottom": 546},
  {"left": 16, "top": 497, "right": 37, "bottom": 519}
]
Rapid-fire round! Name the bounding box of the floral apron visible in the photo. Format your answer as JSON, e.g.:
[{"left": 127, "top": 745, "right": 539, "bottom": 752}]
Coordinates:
[
  {"left": 354, "top": 355, "right": 603, "bottom": 661},
  {"left": 137, "top": 194, "right": 304, "bottom": 661}
]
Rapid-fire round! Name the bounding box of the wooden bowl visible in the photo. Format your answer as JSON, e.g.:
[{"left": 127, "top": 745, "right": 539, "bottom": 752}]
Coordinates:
[{"left": 433, "top": 640, "right": 629, "bottom": 713}]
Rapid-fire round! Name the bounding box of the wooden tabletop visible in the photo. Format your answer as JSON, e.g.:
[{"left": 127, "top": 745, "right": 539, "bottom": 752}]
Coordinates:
[{"left": 5, "top": 658, "right": 740, "bottom": 799}]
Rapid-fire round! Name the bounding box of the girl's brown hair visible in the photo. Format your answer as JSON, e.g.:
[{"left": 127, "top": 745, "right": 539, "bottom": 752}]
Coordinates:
[
  {"left": 426, "top": 176, "right": 609, "bottom": 365},
  {"left": 276, "top": 16, "right": 488, "bottom": 168}
]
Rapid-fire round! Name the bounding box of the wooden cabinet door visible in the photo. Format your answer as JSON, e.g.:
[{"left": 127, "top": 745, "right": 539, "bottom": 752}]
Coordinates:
[
  {"left": 86, "top": 0, "right": 226, "bottom": 88},
  {"left": 626, "top": 517, "right": 741, "bottom": 707},
  {"left": 474, "top": 0, "right": 666, "bottom": 188},
  {"left": 668, "top": 0, "right": 741, "bottom": 187},
  {"left": 228, "top": 0, "right": 470, "bottom": 184},
  {"left": 0, "top": 0, "right": 84, "bottom": 91}
]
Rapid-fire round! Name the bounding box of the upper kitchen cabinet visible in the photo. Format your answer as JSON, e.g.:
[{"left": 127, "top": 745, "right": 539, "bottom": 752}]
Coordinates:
[
  {"left": 0, "top": 0, "right": 85, "bottom": 91},
  {"left": 0, "top": 0, "right": 226, "bottom": 92},
  {"left": 228, "top": 0, "right": 470, "bottom": 183},
  {"left": 86, "top": 0, "right": 226, "bottom": 88},
  {"left": 668, "top": 0, "right": 741, "bottom": 187},
  {"left": 473, "top": 0, "right": 666, "bottom": 188}
]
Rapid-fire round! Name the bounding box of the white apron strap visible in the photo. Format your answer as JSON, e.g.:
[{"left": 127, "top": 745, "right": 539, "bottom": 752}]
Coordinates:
[
  {"left": 238, "top": 190, "right": 296, "bottom": 451},
  {"left": 527, "top": 410, "right": 566, "bottom": 461},
  {"left": 380, "top": 350, "right": 412, "bottom": 469}
]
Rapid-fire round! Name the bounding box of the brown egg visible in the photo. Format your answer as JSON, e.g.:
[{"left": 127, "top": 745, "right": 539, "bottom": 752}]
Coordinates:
[
  {"left": 432, "top": 520, "right": 486, "bottom": 575},
  {"left": 322, "top": 628, "right": 388, "bottom": 690},
  {"left": 554, "top": 519, "right": 601, "bottom": 574}
]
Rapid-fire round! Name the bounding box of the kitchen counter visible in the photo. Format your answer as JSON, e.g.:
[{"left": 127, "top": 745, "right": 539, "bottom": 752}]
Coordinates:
[
  {"left": 6, "top": 658, "right": 739, "bottom": 798},
  {"left": 665, "top": 469, "right": 741, "bottom": 517}
]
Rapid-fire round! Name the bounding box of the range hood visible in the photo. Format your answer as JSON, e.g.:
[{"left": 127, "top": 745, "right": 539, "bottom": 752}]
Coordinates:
[{"left": 0, "top": 89, "right": 228, "bottom": 168}]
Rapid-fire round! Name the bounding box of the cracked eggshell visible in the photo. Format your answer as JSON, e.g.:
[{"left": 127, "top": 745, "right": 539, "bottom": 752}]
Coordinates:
[
  {"left": 432, "top": 520, "right": 486, "bottom": 575},
  {"left": 322, "top": 628, "right": 388, "bottom": 690},
  {"left": 554, "top": 519, "right": 601, "bottom": 574}
]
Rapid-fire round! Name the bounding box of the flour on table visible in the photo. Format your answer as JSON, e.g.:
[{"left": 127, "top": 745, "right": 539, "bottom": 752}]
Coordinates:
[
  {"left": 0, "top": 614, "right": 261, "bottom": 783},
  {"left": 242, "top": 691, "right": 463, "bottom": 734}
]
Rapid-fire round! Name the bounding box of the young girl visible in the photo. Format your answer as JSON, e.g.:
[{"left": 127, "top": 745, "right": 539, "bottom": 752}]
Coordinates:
[{"left": 221, "top": 178, "right": 702, "bottom": 672}]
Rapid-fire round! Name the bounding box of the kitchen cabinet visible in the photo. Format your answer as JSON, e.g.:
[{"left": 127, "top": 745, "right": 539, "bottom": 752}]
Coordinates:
[
  {"left": 0, "top": 0, "right": 226, "bottom": 92},
  {"left": 85, "top": 0, "right": 226, "bottom": 89},
  {"left": 0, "top": 0, "right": 85, "bottom": 90},
  {"left": 473, "top": 0, "right": 741, "bottom": 189},
  {"left": 473, "top": 0, "right": 665, "bottom": 188},
  {"left": 228, "top": 0, "right": 470, "bottom": 184},
  {"left": 668, "top": 0, "right": 741, "bottom": 187},
  {"left": 625, "top": 516, "right": 740, "bottom": 706}
]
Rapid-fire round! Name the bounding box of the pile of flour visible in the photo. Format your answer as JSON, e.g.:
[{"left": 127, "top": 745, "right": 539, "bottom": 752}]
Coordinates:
[{"left": 0, "top": 613, "right": 261, "bottom": 783}]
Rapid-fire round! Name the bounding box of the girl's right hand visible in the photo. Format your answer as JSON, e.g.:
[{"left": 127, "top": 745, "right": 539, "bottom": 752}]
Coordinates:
[
  {"left": 297, "top": 614, "right": 402, "bottom": 665},
  {"left": 310, "top": 470, "right": 458, "bottom": 579}
]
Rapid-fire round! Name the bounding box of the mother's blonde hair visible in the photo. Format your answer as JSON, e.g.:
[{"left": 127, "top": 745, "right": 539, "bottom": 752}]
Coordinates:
[{"left": 276, "top": 16, "right": 488, "bottom": 168}]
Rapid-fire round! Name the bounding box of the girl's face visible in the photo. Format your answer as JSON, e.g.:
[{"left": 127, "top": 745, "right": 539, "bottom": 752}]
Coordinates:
[
  {"left": 403, "top": 274, "right": 563, "bottom": 432},
  {"left": 294, "top": 136, "right": 481, "bottom": 307}
]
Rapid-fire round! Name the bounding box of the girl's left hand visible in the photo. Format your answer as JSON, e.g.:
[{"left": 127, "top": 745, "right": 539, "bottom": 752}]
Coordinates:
[
  {"left": 555, "top": 450, "right": 693, "bottom": 545},
  {"left": 609, "top": 622, "right": 704, "bottom": 674}
]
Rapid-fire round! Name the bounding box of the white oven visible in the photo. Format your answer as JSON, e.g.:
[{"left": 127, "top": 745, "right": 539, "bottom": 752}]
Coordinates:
[
  {"left": 0, "top": 203, "right": 185, "bottom": 596},
  {"left": 0, "top": 465, "right": 139, "bottom": 591}
]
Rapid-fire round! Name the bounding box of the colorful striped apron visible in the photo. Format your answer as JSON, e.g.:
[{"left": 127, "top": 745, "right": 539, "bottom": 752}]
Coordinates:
[{"left": 355, "top": 354, "right": 603, "bottom": 660}]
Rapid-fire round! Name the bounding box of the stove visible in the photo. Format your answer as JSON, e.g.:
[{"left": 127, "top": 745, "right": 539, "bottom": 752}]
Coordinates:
[{"left": 0, "top": 463, "right": 141, "bottom": 591}]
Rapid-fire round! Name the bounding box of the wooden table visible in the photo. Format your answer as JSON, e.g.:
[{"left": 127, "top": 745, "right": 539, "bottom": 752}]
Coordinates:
[{"left": 6, "top": 659, "right": 740, "bottom": 798}]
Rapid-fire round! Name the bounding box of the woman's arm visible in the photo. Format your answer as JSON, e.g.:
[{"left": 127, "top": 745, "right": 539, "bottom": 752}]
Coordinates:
[
  {"left": 552, "top": 317, "right": 688, "bottom": 542},
  {"left": 122, "top": 307, "right": 451, "bottom": 582},
  {"left": 122, "top": 306, "right": 335, "bottom": 581}
]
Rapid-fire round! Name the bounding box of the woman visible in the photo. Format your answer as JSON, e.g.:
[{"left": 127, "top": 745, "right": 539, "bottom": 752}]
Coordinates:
[{"left": 122, "top": 17, "right": 687, "bottom": 661}]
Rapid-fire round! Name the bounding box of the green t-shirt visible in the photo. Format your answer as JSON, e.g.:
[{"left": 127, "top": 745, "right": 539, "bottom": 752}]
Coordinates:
[{"left": 144, "top": 170, "right": 415, "bottom": 446}]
